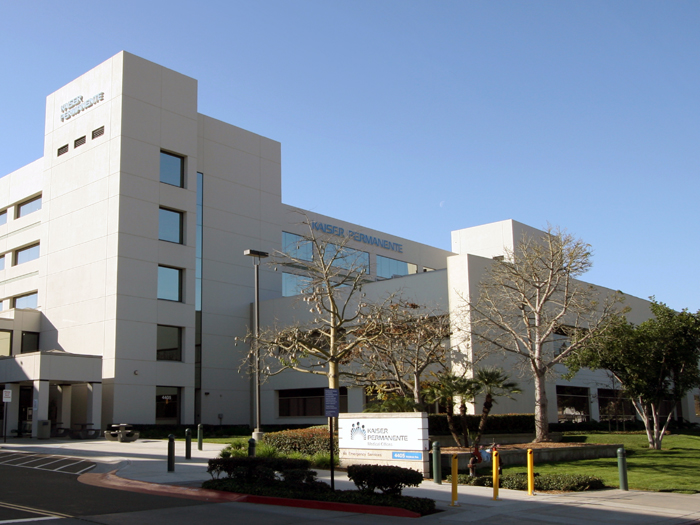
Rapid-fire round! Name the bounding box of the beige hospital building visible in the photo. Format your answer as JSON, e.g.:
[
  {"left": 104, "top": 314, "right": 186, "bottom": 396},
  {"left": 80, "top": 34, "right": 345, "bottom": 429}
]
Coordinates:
[{"left": 0, "top": 52, "right": 696, "bottom": 437}]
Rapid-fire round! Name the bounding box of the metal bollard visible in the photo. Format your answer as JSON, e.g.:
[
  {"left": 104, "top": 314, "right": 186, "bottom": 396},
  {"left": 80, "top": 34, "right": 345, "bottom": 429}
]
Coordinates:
[
  {"left": 248, "top": 437, "right": 256, "bottom": 457},
  {"left": 450, "top": 454, "right": 460, "bottom": 507},
  {"left": 197, "top": 423, "right": 203, "bottom": 451},
  {"left": 492, "top": 450, "right": 500, "bottom": 500},
  {"left": 617, "top": 447, "right": 628, "bottom": 491},
  {"left": 185, "top": 428, "right": 192, "bottom": 459},
  {"left": 432, "top": 441, "right": 441, "bottom": 484},
  {"left": 527, "top": 448, "right": 535, "bottom": 496},
  {"left": 167, "top": 434, "right": 175, "bottom": 472}
]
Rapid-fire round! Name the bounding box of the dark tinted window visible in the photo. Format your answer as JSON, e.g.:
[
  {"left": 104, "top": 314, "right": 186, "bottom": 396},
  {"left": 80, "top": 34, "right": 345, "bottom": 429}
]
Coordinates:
[{"left": 160, "top": 152, "right": 184, "bottom": 187}]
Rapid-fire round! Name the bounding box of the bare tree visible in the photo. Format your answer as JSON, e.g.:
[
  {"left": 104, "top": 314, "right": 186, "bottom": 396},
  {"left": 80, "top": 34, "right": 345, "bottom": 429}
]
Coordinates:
[
  {"left": 345, "top": 300, "right": 455, "bottom": 410},
  {"left": 466, "top": 226, "right": 624, "bottom": 442},
  {"left": 244, "top": 218, "right": 385, "bottom": 390}
]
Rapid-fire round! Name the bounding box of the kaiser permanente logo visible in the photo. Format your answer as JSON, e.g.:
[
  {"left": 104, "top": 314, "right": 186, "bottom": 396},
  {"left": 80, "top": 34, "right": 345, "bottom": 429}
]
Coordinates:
[
  {"left": 350, "top": 421, "right": 410, "bottom": 446},
  {"left": 60, "top": 92, "right": 104, "bottom": 122}
]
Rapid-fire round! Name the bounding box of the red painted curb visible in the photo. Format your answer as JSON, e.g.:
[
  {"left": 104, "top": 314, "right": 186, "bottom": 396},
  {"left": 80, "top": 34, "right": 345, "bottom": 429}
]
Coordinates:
[{"left": 78, "top": 471, "right": 421, "bottom": 517}]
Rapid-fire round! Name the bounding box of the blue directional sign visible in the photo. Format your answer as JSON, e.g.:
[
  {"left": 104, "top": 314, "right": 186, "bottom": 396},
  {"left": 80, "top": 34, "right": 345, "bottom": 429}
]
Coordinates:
[{"left": 324, "top": 388, "right": 340, "bottom": 417}]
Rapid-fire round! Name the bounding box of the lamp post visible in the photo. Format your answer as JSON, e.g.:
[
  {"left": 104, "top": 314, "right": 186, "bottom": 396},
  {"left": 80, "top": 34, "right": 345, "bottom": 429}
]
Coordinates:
[{"left": 244, "top": 249, "right": 269, "bottom": 442}]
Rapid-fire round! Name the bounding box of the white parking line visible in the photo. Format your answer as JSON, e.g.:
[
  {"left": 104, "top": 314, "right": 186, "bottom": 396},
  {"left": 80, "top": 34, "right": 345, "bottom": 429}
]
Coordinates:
[{"left": 0, "top": 517, "right": 63, "bottom": 523}]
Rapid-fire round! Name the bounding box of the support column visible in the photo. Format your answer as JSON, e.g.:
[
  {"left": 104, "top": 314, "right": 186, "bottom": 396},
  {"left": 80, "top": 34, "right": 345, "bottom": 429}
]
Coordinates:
[
  {"left": 32, "top": 380, "right": 50, "bottom": 437},
  {"left": 3, "top": 384, "right": 20, "bottom": 438},
  {"left": 181, "top": 386, "right": 195, "bottom": 425},
  {"left": 86, "top": 383, "right": 102, "bottom": 432},
  {"left": 590, "top": 389, "right": 600, "bottom": 422},
  {"left": 59, "top": 385, "right": 72, "bottom": 430}
]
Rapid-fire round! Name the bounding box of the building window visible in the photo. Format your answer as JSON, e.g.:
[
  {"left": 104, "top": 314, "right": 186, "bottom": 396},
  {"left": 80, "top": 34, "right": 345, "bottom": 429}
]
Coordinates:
[
  {"left": 556, "top": 385, "right": 590, "bottom": 423},
  {"left": 282, "top": 272, "right": 311, "bottom": 297},
  {"left": 282, "top": 232, "right": 369, "bottom": 273},
  {"left": 16, "top": 196, "right": 42, "bottom": 218},
  {"left": 15, "top": 244, "right": 40, "bottom": 265},
  {"left": 92, "top": 126, "right": 105, "bottom": 139},
  {"left": 159, "top": 208, "right": 184, "bottom": 244},
  {"left": 278, "top": 387, "right": 348, "bottom": 417},
  {"left": 0, "top": 210, "right": 6, "bottom": 226},
  {"left": 0, "top": 330, "right": 11, "bottom": 357},
  {"left": 21, "top": 332, "right": 39, "bottom": 353},
  {"left": 14, "top": 292, "right": 38, "bottom": 309},
  {"left": 0, "top": 255, "right": 5, "bottom": 271},
  {"left": 157, "top": 325, "right": 182, "bottom": 361},
  {"left": 157, "top": 266, "right": 182, "bottom": 301},
  {"left": 377, "top": 255, "right": 417, "bottom": 279},
  {"left": 74, "top": 136, "right": 86, "bottom": 148},
  {"left": 57, "top": 145, "right": 69, "bottom": 156},
  {"left": 597, "top": 388, "right": 635, "bottom": 423},
  {"left": 160, "top": 151, "right": 184, "bottom": 188},
  {"left": 156, "top": 386, "right": 180, "bottom": 424},
  {"left": 282, "top": 232, "right": 313, "bottom": 261}
]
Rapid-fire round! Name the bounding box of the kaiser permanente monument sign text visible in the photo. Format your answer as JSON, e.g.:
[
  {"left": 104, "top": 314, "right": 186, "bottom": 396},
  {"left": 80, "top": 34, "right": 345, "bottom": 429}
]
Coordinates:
[{"left": 338, "top": 412, "right": 429, "bottom": 475}]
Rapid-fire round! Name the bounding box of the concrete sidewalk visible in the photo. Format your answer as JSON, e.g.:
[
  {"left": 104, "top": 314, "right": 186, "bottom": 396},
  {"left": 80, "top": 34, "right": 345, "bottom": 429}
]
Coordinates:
[{"left": 2, "top": 437, "right": 700, "bottom": 524}]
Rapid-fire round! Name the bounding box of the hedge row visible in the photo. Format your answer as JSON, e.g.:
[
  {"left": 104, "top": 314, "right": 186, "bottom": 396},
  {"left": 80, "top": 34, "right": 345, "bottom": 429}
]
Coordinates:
[
  {"left": 204, "top": 457, "right": 435, "bottom": 516},
  {"left": 261, "top": 426, "right": 338, "bottom": 456},
  {"left": 347, "top": 465, "right": 423, "bottom": 496},
  {"left": 428, "top": 413, "right": 535, "bottom": 435},
  {"left": 203, "top": 478, "right": 435, "bottom": 515},
  {"left": 446, "top": 472, "right": 606, "bottom": 491}
]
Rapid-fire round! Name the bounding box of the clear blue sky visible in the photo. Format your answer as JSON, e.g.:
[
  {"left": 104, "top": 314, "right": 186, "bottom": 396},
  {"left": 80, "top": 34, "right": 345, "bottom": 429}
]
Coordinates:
[{"left": 1, "top": 1, "right": 698, "bottom": 311}]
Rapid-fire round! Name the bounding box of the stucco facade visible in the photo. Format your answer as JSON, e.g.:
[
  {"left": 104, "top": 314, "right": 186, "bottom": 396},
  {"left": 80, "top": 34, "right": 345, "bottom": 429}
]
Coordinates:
[{"left": 1, "top": 52, "right": 696, "bottom": 437}]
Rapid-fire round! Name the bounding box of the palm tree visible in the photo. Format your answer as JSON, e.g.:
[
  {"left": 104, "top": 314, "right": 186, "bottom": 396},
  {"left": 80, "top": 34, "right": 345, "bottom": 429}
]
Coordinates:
[
  {"left": 423, "top": 373, "right": 480, "bottom": 448},
  {"left": 471, "top": 367, "right": 521, "bottom": 451}
]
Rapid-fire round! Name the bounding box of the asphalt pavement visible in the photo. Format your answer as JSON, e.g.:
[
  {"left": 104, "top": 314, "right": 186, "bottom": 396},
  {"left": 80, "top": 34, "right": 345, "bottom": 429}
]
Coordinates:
[{"left": 1, "top": 436, "right": 700, "bottom": 524}]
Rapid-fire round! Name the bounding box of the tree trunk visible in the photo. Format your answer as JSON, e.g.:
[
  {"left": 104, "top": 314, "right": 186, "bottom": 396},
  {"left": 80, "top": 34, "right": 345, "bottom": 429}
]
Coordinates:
[
  {"left": 445, "top": 400, "right": 464, "bottom": 448},
  {"left": 458, "top": 399, "right": 470, "bottom": 450},
  {"left": 329, "top": 360, "right": 339, "bottom": 389},
  {"left": 533, "top": 369, "right": 550, "bottom": 442},
  {"left": 472, "top": 393, "right": 493, "bottom": 451}
]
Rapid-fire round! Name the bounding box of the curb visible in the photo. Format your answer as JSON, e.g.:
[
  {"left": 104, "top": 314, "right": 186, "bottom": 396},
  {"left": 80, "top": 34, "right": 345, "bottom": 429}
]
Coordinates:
[{"left": 78, "top": 471, "right": 421, "bottom": 518}]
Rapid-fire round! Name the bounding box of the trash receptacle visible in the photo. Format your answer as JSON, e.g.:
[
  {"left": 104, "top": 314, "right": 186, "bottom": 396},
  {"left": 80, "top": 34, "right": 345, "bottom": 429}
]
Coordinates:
[{"left": 37, "top": 420, "right": 50, "bottom": 439}]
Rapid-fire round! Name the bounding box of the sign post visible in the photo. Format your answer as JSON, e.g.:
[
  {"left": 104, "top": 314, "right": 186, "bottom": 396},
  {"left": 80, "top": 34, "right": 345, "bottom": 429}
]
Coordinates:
[
  {"left": 2, "top": 389, "right": 11, "bottom": 444},
  {"left": 324, "top": 388, "right": 340, "bottom": 490}
]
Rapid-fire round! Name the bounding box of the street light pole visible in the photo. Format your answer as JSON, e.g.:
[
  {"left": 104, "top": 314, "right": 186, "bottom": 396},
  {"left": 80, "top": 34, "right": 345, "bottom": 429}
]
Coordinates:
[{"left": 244, "top": 249, "right": 269, "bottom": 442}]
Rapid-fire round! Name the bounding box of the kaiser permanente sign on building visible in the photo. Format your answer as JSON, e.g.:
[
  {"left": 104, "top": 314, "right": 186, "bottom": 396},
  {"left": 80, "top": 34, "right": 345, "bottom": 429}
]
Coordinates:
[{"left": 338, "top": 413, "right": 429, "bottom": 475}]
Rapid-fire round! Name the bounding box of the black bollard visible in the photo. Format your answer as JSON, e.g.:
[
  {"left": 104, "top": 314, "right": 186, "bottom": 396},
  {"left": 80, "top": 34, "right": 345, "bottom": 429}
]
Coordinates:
[
  {"left": 185, "top": 428, "right": 191, "bottom": 459},
  {"left": 617, "top": 447, "right": 628, "bottom": 491},
  {"left": 432, "top": 441, "right": 442, "bottom": 484},
  {"left": 167, "top": 434, "right": 175, "bottom": 472},
  {"left": 248, "top": 437, "right": 256, "bottom": 457},
  {"left": 197, "top": 423, "right": 203, "bottom": 451}
]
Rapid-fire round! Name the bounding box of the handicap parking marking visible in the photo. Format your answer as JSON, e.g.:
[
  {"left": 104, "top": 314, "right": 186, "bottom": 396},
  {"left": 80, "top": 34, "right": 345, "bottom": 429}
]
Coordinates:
[
  {"left": 0, "top": 501, "right": 72, "bottom": 523},
  {"left": 0, "top": 451, "right": 94, "bottom": 475}
]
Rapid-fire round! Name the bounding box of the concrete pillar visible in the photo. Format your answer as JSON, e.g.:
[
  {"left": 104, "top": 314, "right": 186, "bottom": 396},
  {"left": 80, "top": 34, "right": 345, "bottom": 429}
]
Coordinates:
[
  {"left": 32, "top": 380, "right": 50, "bottom": 437},
  {"left": 589, "top": 388, "right": 600, "bottom": 422},
  {"left": 59, "top": 384, "right": 72, "bottom": 428},
  {"left": 2, "top": 384, "right": 20, "bottom": 438},
  {"left": 86, "top": 383, "right": 102, "bottom": 431},
  {"left": 181, "top": 386, "right": 195, "bottom": 425}
]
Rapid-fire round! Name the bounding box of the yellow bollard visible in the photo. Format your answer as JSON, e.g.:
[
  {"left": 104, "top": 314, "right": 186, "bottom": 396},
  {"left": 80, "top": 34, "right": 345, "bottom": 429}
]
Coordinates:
[
  {"left": 492, "top": 450, "right": 499, "bottom": 500},
  {"left": 450, "top": 454, "right": 460, "bottom": 506},
  {"left": 527, "top": 448, "right": 534, "bottom": 496}
]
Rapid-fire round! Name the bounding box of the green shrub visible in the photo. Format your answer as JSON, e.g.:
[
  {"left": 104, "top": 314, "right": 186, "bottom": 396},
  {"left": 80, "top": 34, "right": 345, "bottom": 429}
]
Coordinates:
[
  {"left": 310, "top": 451, "right": 338, "bottom": 469},
  {"left": 428, "top": 413, "right": 535, "bottom": 435},
  {"left": 445, "top": 472, "right": 605, "bottom": 492},
  {"left": 202, "top": 478, "right": 435, "bottom": 516},
  {"left": 207, "top": 456, "right": 311, "bottom": 480},
  {"left": 262, "top": 426, "right": 338, "bottom": 456},
  {"left": 347, "top": 464, "right": 424, "bottom": 496},
  {"left": 255, "top": 443, "right": 279, "bottom": 458}
]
